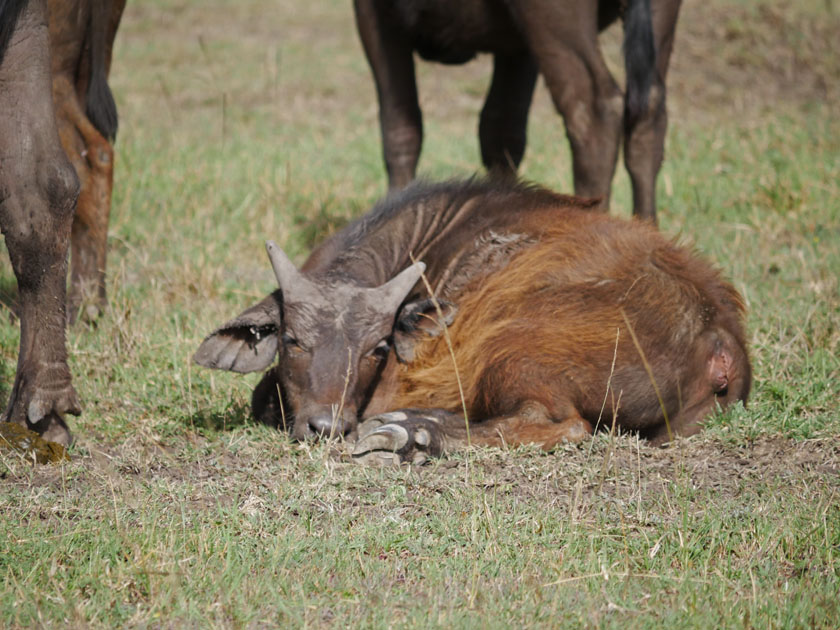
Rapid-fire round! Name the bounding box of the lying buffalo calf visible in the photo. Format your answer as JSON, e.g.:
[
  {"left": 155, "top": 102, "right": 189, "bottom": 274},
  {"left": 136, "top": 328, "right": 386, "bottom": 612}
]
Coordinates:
[{"left": 194, "top": 179, "right": 750, "bottom": 464}]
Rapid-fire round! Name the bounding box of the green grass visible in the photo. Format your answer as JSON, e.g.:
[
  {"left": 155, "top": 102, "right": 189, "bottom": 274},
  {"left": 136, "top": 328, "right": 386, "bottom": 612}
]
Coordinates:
[{"left": 1, "top": 0, "right": 839, "bottom": 627}]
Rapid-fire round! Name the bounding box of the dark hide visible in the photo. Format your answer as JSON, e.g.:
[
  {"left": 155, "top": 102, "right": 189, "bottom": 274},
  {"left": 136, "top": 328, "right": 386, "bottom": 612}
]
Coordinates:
[
  {"left": 195, "top": 179, "right": 750, "bottom": 463},
  {"left": 49, "top": 0, "right": 125, "bottom": 321},
  {"left": 0, "top": 0, "right": 81, "bottom": 445},
  {"left": 353, "top": 0, "right": 682, "bottom": 221}
]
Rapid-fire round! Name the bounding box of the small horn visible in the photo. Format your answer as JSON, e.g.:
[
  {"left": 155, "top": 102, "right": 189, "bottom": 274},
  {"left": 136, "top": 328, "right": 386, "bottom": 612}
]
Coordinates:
[
  {"left": 377, "top": 261, "right": 426, "bottom": 312},
  {"left": 265, "top": 240, "right": 322, "bottom": 306},
  {"left": 265, "top": 240, "right": 298, "bottom": 290}
]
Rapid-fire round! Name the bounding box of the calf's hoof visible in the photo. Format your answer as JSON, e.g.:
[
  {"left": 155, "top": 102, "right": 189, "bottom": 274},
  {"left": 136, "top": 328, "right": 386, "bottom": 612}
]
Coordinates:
[{"left": 353, "top": 410, "right": 447, "bottom": 466}]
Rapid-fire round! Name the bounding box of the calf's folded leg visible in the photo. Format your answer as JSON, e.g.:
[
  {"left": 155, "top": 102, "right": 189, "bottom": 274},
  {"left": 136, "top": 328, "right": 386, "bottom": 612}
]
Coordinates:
[{"left": 353, "top": 400, "right": 592, "bottom": 465}]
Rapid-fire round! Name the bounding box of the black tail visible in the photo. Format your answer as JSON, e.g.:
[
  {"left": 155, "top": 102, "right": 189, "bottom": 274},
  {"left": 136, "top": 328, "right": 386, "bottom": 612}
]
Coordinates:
[
  {"left": 623, "top": 0, "right": 656, "bottom": 125},
  {"left": 0, "top": 0, "right": 28, "bottom": 63},
  {"left": 85, "top": 0, "right": 118, "bottom": 141}
]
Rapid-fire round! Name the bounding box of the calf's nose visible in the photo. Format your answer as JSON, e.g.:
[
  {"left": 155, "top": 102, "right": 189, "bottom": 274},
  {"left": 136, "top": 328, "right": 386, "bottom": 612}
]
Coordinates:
[{"left": 309, "top": 412, "right": 343, "bottom": 437}]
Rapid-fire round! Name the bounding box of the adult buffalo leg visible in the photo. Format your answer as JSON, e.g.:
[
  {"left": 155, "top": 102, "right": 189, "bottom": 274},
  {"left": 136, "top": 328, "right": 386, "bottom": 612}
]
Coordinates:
[
  {"left": 353, "top": 401, "right": 593, "bottom": 465},
  {"left": 623, "top": 0, "right": 682, "bottom": 222},
  {"left": 0, "top": 0, "right": 81, "bottom": 445},
  {"left": 53, "top": 76, "right": 114, "bottom": 322},
  {"left": 354, "top": 0, "right": 422, "bottom": 190},
  {"left": 479, "top": 52, "right": 538, "bottom": 178},
  {"left": 514, "top": 0, "right": 624, "bottom": 208},
  {"left": 50, "top": 0, "right": 125, "bottom": 321}
]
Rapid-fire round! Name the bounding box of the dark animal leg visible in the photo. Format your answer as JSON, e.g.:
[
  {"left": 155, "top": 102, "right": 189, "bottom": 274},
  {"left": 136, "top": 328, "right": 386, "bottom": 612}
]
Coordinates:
[
  {"left": 53, "top": 76, "right": 114, "bottom": 323},
  {"left": 353, "top": 401, "right": 592, "bottom": 465},
  {"left": 354, "top": 0, "right": 422, "bottom": 190},
  {"left": 513, "top": 0, "right": 623, "bottom": 207},
  {"left": 0, "top": 0, "right": 82, "bottom": 446},
  {"left": 479, "top": 52, "right": 538, "bottom": 177},
  {"left": 623, "top": 0, "right": 682, "bottom": 221}
]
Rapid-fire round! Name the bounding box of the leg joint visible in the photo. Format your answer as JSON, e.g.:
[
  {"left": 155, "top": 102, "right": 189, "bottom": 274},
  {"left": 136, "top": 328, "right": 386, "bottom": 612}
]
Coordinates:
[{"left": 40, "top": 153, "right": 80, "bottom": 222}]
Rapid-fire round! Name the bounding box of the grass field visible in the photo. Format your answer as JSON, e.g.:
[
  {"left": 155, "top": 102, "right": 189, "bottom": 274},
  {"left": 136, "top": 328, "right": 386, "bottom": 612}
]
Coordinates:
[{"left": 1, "top": 0, "right": 839, "bottom": 627}]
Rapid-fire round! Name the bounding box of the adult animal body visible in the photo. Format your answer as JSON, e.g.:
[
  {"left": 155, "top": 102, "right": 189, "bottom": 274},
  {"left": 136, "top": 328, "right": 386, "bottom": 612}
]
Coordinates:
[
  {"left": 0, "top": 0, "right": 81, "bottom": 444},
  {"left": 354, "top": 0, "right": 682, "bottom": 221},
  {"left": 49, "top": 0, "right": 125, "bottom": 321},
  {"left": 194, "top": 179, "right": 750, "bottom": 464}
]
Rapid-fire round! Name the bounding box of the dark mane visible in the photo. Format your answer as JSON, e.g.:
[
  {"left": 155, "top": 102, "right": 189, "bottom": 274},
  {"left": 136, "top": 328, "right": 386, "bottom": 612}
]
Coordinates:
[{"left": 0, "top": 0, "right": 28, "bottom": 63}]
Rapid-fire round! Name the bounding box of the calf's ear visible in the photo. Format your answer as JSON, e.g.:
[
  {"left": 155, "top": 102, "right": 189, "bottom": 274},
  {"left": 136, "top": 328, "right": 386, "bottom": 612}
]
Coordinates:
[
  {"left": 393, "top": 298, "right": 458, "bottom": 363},
  {"left": 193, "top": 292, "right": 282, "bottom": 373}
]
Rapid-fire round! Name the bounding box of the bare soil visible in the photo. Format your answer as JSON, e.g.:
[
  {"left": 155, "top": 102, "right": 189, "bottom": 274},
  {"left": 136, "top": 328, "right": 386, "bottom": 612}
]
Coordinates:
[{"left": 5, "top": 431, "right": 838, "bottom": 532}]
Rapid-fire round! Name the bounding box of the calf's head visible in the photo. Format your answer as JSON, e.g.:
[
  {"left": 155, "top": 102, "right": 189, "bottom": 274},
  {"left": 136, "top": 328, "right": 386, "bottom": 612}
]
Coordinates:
[{"left": 194, "top": 241, "right": 425, "bottom": 439}]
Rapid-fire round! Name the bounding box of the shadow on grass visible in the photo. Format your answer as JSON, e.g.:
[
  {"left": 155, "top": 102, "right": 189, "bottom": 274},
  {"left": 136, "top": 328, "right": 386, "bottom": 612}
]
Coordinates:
[{"left": 179, "top": 399, "right": 254, "bottom": 433}]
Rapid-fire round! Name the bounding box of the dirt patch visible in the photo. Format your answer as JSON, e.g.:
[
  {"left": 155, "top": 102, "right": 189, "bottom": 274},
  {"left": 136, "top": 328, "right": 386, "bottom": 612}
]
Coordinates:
[
  {"left": 112, "top": 0, "right": 839, "bottom": 135},
  {"left": 358, "top": 434, "right": 840, "bottom": 518},
  {"left": 5, "top": 431, "right": 838, "bottom": 530},
  {"left": 668, "top": 1, "right": 839, "bottom": 118}
]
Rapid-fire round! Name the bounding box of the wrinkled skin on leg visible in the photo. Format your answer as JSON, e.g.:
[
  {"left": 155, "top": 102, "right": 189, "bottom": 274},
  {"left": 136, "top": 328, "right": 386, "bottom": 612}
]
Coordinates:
[
  {"left": 511, "top": 0, "right": 625, "bottom": 209},
  {"left": 0, "top": 0, "right": 82, "bottom": 445},
  {"left": 513, "top": 0, "right": 682, "bottom": 220}
]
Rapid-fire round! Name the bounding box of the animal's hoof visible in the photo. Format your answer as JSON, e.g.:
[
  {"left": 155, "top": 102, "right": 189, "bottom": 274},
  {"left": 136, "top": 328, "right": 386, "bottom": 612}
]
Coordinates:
[
  {"left": 353, "top": 410, "right": 447, "bottom": 465},
  {"left": 28, "top": 413, "right": 74, "bottom": 447},
  {"left": 3, "top": 365, "right": 81, "bottom": 447},
  {"left": 24, "top": 386, "right": 81, "bottom": 447}
]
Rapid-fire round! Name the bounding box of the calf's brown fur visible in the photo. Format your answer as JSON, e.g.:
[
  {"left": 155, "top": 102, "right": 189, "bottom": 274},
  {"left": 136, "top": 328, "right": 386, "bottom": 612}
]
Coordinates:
[
  {"left": 387, "top": 217, "right": 750, "bottom": 454},
  {"left": 194, "top": 180, "right": 750, "bottom": 464}
]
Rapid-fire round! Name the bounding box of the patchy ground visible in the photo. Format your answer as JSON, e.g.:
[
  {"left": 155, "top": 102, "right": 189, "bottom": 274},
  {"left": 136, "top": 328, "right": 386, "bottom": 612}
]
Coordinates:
[
  {"left": 668, "top": 1, "right": 838, "bottom": 115},
  {"left": 4, "top": 430, "right": 838, "bottom": 529}
]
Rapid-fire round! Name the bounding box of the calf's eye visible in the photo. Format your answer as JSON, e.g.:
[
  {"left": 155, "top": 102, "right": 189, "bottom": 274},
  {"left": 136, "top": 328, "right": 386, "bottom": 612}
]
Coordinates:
[
  {"left": 281, "top": 333, "right": 305, "bottom": 353},
  {"left": 367, "top": 339, "right": 390, "bottom": 360}
]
